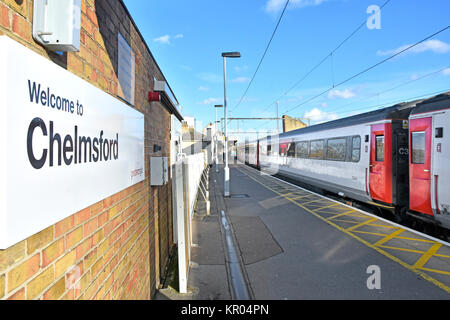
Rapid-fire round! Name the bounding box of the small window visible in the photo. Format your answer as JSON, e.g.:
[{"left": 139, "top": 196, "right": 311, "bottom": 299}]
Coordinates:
[
  {"left": 310, "top": 140, "right": 324, "bottom": 159},
  {"left": 267, "top": 144, "right": 272, "bottom": 156},
  {"left": 287, "top": 143, "right": 296, "bottom": 158},
  {"left": 376, "top": 136, "right": 385, "bottom": 162},
  {"left": 352, "top": 136, "right": 361, "bottom": 162},
  {"left": 296, "top": 141, "right": 309, "bottom": 158},
  {"left": 326, "top": 138, "right": 346, "bottom": 161},
  {"left": 412, "top": 132, "right": 425, "bottom": 164}
]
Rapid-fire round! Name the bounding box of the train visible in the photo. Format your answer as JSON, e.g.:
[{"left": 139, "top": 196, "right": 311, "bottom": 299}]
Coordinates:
[{"left": 237, "top": 92, "right": 450, "bottom": 233}]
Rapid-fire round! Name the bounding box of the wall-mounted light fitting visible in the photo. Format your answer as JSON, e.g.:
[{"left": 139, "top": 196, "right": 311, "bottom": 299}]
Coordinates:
[{"left": 33, "top": 0, "right": 81, "bottom": 52}]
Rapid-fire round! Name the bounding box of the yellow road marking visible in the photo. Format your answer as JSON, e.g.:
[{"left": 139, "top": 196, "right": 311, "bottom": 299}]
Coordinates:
[
  {"left": 312, "top": 203, "right": 342, "bottom": 212},
  {"left": 419, "top": 267, "right": 450, "bottom": 276},
  {"left": 379, "top": 245, "right": 425, "bottom": 254},
  {"left": 397, "top": 236, "right": 435, "bottom": 244},
  {"left": 413, "top": 243, "right": 443, "bottom": 269},
  {"left": 374, "top": 229, "right": 405, "bottom": 247},
  {"left": 352, "top": 230, "right": 387, "bottom": 237},
  {"left": 368, "top": 223, "right": 399, "bottom": 229},
  {"left": 301, "top": 199, "right": 330, "bottom": 206},
  {"left": 288, "top": 194, "right": 317, "bottom": 201},
  {"left": 326, "top": 210, "right": 357, "bottom": 221},
  {"left": 237, "top": 167, "right": 450, "bottom": 293},
  {"left": 333, "top": 219, "right": 360, "bottom": 224},
  {"left": 346, "top": 218, "right": 378, "bottom": 232}
]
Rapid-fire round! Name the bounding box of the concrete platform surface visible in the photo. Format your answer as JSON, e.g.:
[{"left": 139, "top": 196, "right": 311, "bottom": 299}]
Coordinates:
[{"left": 164, "top": 164, "right": 450, "bottom": 300}]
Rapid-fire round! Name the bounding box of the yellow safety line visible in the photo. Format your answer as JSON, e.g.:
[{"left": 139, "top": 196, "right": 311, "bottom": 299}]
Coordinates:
[
  {"left": 288, "top": 194, "right": 317, "bottom": 201},
  {"left": 374, "top": 229, "right": 405, "bottom": 247},
  {"left": 435, "top": 253, "right": 450, "bottom": 259},
  {"left": 419, "top": 267, "right": 450, "bottom": 276},
  {"left": 301, "top": 199, "right": 330, "bottom": 206},
  {"left": 312, "top": 203, "right": 342, "bottom": 212},
  {"left": 397, "top": 236, "right": 436, "bottom": 244},
  {"left": 333, "top": 219, "right": 361, "bottom": 224},
  {"left": 352, "top": 230, "right": 388, "bottom": 237},
  {"left": 379, "top": 245, "right": 425, "bottom": 254},
  {"left": 326, "top": 210, "right": 357, "bottom": 220},
  {"left": 367, "top": 223, "right": 399, "bottom": 229},
  {"left": 346, "top": 218, "right": 378, "bottom": 232},
  {"left": 237, "top": 167, "right": 450, "bottom": 294},
  {"left": 413, "top": 243, "right": 443, "bottom": 269}
]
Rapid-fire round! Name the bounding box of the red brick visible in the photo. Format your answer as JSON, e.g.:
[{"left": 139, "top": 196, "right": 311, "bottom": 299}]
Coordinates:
[
  {"left": 74, "top": 207, "right": 90, "bottom": 225},
  {"left": 7, "top": 254, "right": 40, "bottom": 292},
  {"left": 83, "top": 218, "right": 98, "bottom": 237},
  {"left": 55, "top": 216, "right": 75, "bottom": 238},
  {"left": 42, "top": 238, "right": 65, "bottom": 267},
  {"left": 11, "top": 13, "right": 31, "bottom": 42},
  {"left": 0, "top": 4, "right": 9, "bottom": 29}
]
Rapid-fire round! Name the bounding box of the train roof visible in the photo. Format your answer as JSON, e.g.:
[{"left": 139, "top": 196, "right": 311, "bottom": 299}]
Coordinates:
[
  {"left": 411, "top": 91, "right": 450, "bottom": 115},
  {"left": 267, "top": 98, "right": 424, "bottom": 141}
]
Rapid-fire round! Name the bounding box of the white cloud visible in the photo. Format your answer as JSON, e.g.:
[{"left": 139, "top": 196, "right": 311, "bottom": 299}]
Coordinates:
[
  {"left": 198, "top": 97, "right": 220, "bottom": 105},
  {"left": 328, "top": 88, "right": 356, "bottom": 99},
  {"left": 230, "top": 77, "right": 251, "bottom": 83},
  {"left": 443, "top": 68, "right": 450, "bottom": 76},
  {"left": 198, "top": 86, "right": 210, "bottom": 91},
  {"left": 265, "top": 0, "right": 329, "bottom": 13},
  {"left": 377, "top": 40, "right": 450, "bottom": 56},
  {"left": 304, "top": 108, "right": 339, "bottom": 124},
  {"left": 154, "top": 33, "right": 184, "bottom": 45},
  {"left": 154, "top": 35, "right": 171, "bottom": 44}
]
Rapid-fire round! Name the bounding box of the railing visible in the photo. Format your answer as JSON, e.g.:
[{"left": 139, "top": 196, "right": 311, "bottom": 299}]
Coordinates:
[{"left": 171, "top": 152, "right": 208, "bottom": 293}]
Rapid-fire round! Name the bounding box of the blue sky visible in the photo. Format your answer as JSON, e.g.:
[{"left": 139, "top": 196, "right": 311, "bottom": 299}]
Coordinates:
[{"left": 123, "top": 0, "right": 450, "bottom": 136}]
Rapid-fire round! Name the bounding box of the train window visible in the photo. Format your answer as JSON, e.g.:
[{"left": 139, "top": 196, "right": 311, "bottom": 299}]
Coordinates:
[
  {"left": 376, "top": 136, "right": 385, "bottom": 162},
  {"left": 326, "top": 138, "right": 346, "bottom": 161},
  {"left": 287, "top": 143, "right": 296, "bottom": 158},
  {"left": 267, "top": 144, "right": 272, "bottom": 155},
  {"left": 412, "top": 132, "right": 425, "bottom": 164},
  {"left": 310, "top": 140, "right": 324, "bottom": 159},
  {"left": 352, "top": 136, "right": 361, "bottom": 162},
  {"left": 296, "top": 142, "right": 309, "bottom": 158}
]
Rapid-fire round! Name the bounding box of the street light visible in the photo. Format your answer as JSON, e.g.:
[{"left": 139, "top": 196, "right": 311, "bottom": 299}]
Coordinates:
[
  {"left": 222, "top": 51, "right": 241, "bottom": 197},
  {"left": 214, "top": 104, "right": 223, "bottom": 173}
]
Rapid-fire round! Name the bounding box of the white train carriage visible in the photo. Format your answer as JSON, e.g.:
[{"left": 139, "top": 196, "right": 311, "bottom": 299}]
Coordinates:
[
  {"left": 408, "top": 92, "right": 450, "bottom": 229},
  {"left": 258, "top": 100, "right": 423, "bottom": 211}
]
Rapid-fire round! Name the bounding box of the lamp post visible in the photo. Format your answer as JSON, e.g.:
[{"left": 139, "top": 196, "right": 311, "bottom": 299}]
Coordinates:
[
  {"left": 222, "top": 51, "right": 241, "bottom": 197},
  {"left": 214, "top": 104, "right": 223, "bottom": 173}
]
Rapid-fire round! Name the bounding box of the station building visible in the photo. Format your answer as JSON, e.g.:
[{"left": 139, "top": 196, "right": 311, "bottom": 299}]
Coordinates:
[{"left": 0, "top": 0, "right": 183, "bottom": 300}]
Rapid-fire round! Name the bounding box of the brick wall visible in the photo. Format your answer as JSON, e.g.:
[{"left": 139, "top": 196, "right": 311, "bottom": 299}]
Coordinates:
[{"left": 0, "top": 0, "right": 175, "bottom": 300}]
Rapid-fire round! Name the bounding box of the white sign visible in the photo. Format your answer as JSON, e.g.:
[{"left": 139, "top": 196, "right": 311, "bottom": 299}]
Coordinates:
[{"left": 0, "top": 36, "right": 145, "bottom": 249}]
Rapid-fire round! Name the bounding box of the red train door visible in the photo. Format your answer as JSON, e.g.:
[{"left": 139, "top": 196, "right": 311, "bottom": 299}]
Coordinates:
[
  {"left": 409, "top": 117, "right": 433, "bottom": 216},
  {"left": 369, "top": 124, "right": 393, "bottom": 204}
]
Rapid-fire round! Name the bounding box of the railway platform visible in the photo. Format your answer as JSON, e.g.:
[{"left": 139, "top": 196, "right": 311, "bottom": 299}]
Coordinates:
[{"left": 179, "top": 164, "right": 450, "bottom": 300}]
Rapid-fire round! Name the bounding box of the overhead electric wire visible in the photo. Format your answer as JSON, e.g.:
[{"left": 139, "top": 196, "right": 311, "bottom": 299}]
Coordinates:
[
  {"left": 323, "top": 65, "right": 450, "bottom": 115},
  {"left": 282, "top": 25, "right": 450, "bottom": 115},
  {"left": 232, "top": 0, "right": 290, "bottom": 113},
  {"left": 338, "top": 87, "right": 450, "bottom": 118},
  {"left": 257, "top": 0, "right": 393, "bottom": 116}
]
